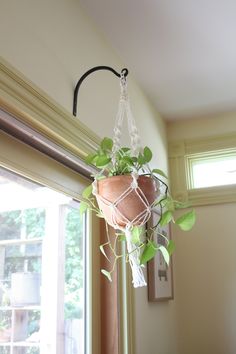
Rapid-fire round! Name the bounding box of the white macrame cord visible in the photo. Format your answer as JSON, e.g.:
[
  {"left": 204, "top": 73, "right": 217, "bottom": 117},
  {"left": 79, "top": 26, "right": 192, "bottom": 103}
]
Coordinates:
[
  {"left": 112, "top": 72, "right": 141, "bottom": 158},
  {"left": 93, "top": 73, "right": 158, "bottom": 288}
]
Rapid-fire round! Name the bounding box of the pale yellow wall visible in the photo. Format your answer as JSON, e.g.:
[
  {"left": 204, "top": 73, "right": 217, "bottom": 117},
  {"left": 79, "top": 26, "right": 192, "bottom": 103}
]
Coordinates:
[
  {"left": 167, "top": 111, "right": 236, "bottom": 140},
  {"left": 167, "top": 115, "right": 236, "bottom": 354},
  {"left": 0, "top": 0, "right": 167, "bottom": 170},
  {"left": 0, "top": 1, "right": 176, "bottom": 353}
]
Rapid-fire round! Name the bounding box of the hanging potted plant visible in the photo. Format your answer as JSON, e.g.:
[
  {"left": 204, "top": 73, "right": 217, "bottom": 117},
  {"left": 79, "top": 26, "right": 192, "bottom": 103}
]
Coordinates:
[{"left": 80, "top": 73, "right": 195, "bottom": 287}]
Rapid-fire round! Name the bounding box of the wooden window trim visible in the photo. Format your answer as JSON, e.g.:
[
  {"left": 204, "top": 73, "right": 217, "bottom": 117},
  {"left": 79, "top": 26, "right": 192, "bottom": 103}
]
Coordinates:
[{"left": 169, "top": 133, "right": 236, "bottom": 206}]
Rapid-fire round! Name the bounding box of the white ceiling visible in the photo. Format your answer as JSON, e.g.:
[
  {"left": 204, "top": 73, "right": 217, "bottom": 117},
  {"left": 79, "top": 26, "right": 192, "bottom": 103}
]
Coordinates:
[{"left": 80, "top": 0, "right": 236, "bottom": 120}]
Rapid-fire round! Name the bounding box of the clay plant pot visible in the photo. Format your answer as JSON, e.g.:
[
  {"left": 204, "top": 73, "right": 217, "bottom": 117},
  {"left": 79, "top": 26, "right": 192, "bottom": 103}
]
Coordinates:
[{"left": 96, "top": 175, "right": 157, "bottom": 228}]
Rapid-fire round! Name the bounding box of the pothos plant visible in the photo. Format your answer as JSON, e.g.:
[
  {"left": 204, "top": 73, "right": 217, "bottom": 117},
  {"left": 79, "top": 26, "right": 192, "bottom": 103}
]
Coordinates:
[{"left": 80, "top": 137, "right": 195, "bottom": 282}]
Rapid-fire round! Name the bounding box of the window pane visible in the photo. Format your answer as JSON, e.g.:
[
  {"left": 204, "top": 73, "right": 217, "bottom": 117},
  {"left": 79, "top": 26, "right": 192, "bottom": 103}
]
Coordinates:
[
  {"left": 64, "top": 205, "right": 85, "bottom": 354},
  {"left": 0, "top": 167, "right": 86, "bottom": 354},
  {"left": 192, "top": 155, "right": 236, "bottom": 188}
]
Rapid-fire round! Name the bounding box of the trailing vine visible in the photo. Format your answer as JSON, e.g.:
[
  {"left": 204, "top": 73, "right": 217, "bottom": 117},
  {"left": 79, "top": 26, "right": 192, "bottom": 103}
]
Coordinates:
[{"left": 80, "top": 137, "right": 196, "bottom": 283}]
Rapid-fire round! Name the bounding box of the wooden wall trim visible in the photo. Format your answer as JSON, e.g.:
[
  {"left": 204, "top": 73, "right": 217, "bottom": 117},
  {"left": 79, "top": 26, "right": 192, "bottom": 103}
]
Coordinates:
[{"left": 0, "top": 57, "right": 100, "bottom": 159}]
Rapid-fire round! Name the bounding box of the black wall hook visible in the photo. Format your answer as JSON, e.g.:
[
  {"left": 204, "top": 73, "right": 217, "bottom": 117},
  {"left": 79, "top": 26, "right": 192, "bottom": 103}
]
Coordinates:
[{"left": 73, "top": 66, "right": 129, "bottom": 117}]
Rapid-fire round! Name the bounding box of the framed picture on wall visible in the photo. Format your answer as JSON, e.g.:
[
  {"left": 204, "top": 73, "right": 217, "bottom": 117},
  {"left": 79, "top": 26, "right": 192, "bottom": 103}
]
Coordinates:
[{"left": 147, "top": 209, "right": 174, "bottom": 301}]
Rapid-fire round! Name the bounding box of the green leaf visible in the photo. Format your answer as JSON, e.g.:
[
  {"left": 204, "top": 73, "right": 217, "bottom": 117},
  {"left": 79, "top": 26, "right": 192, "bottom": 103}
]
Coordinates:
[
  {"left": 79, "top": 201, "right": 89, "bottom": 215},
  {"left": 140, "top": 241, "right": 157, "bottom": 264},
  {"left": 96, "top": 175, "right": 106, "bottom": 181},
  {"left": 100, "top": 245, "right": 110, "bottom": 262},
  {"left": 138, "top": 153, "right": 146, "bottom": 166},
  {"left": 176, "top": 210, "right": 196, "bottom": 231},
  {"left": 131, "top": 226, "right": 143, "bottom": 244},
  {"left": 163, "top": 197, "right": 175, "bottom": 212},
  {"left": 174, "top": 200, "right": 191, "bottom": 209},
  {"left": 101, "top": 137, "right": 113, "bottom": 151},
  {"left": 152, "top": 169, "right": 168, "bottom": 179},
  {"left": 143, "top": 146, "right": 152, "bottom": 163},
  {"left": 119, "top": 147, "right": 130, "bottom": 154},
  {"left": 95, "top": 155, "right": 111, "bottom": 167},
  {"left": 101, "top": 269, "right": 112, "bottom": 282},
  {"left": 122, "top": 156, "right": 134, "bottom": 166},
  {"left": 85, "top": 153, "right": 97, "bottom": 165},
  {"left": 160, "top": 211, "right": 173, "bottom": 226},
  {"left": 116, "top": 233, "right": 126, "bottom": 241},
  {"left": 167, "top": 239, "right": 175, "bottom": 256},
  {"left": 82, "top": 184, "right": 93, "bottom": 199},
  {"left": 152, "top": 199, "right": 161, "bottom": 207},
  {"left": 159, "top": 246, "right": 170, "bottom": 265}
]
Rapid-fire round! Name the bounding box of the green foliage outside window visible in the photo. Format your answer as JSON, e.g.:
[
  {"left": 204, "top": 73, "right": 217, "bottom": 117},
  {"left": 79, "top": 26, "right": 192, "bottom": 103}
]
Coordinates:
[
  {"left": 0, "top": 206, "right": 83, "bottom": 320},
  {"left": 64, "top": 207, "right": 83, "bottom": 319}
]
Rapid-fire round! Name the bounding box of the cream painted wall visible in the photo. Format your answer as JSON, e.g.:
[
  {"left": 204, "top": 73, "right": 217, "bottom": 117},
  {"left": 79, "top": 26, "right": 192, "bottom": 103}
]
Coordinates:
[
  {"left": 0, "top": 1, "right": 176, "bottom": 354},
  {"left": 167, "top": 116, "right": 236, "bottom": 354},
  {"left": 0, "top": 0, "right": 167, "bottom": 170},
  {"left": 167, "top": 111, "right": 236, "bottom": 140}
]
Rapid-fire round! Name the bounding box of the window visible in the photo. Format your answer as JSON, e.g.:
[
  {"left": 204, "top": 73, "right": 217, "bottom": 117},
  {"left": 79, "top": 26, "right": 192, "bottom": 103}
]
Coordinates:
[
  {"left": 169, "top": 135, "right": 236, "bottom": 206},
  {"left": 0, "top": 166, "right": 86, "bottom": 354},
  {"left": 0, "top": 124, "right": 93, "bottom": 354},
  {"left": 187, "top": 150, "right": 236, "bottom": 189}
]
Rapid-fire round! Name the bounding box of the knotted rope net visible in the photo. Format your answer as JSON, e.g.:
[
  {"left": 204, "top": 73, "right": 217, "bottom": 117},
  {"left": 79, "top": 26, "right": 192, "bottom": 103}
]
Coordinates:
[{"left": 92, "top": 72, "right": 159, "bottom": 287}]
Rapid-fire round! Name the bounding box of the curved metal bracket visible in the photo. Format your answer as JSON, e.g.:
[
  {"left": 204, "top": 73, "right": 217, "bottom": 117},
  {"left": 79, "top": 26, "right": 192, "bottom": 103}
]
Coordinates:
[{"left": 73, "top": 66, "right": 129, "bottom": 117}]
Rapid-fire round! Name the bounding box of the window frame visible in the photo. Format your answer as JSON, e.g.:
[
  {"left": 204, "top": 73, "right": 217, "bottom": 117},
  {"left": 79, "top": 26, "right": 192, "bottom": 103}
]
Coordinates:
[
  {"left": 0, "top": 131, "right": 91, "bottom": 354},
  {"left": 169, "top": 134, "right": 236, "bottom": 206},
  {"left": 186, "top": 148, "right": 236, "bottom": 189}
]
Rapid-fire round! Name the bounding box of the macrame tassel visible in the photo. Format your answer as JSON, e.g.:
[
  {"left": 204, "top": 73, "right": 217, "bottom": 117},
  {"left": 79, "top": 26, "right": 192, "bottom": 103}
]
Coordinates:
[{"left": 125, "top": 228, "right": 147, "bottom": 288}]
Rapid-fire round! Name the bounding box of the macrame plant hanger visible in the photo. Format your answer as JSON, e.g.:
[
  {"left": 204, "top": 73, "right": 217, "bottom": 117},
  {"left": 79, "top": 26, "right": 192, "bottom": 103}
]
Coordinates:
[{"left": 73, "top": 66, "right": 158, "bottom": 288}]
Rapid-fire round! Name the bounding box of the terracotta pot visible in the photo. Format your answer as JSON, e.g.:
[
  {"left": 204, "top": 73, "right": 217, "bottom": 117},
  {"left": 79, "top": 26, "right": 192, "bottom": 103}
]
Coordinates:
[{"left": 96, "top": 175, "right": 157, "bottom": 227}]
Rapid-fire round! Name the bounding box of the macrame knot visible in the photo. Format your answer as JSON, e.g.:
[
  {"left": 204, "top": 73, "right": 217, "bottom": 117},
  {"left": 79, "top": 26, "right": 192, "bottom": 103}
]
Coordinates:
[
  {"left": 120, "top": 91, "right": 128, "bottom": 102},
  {"left": 131, "top": 173, "right": 139, "bottom": 189},
  {"left": 92, "top": 180, "right": 98, "bottom": 195},
  {"left": 109, "top": 203, "right": 116, "bottom": 211},
  {"left": 126, "top": 222, "right": 132, "bottom": 231},
  {"left": 120, "top": 79, "right": 128, "bottom": 101}
]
